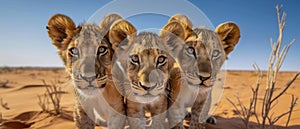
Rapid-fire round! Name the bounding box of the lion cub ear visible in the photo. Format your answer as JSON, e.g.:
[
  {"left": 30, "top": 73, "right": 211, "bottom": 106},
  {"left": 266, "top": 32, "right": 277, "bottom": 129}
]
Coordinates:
[
  {"left": 216, "top": 22, "right": 241, "bottom": 57},
  {"left": 47, "top": 14, "right": 78, "bottom": 51},
  {"left": 100, "top": 13, "right": 123, "bottom": 31},
  {"left": 160, "top": 21, "right": 185, "bottom": 43},
  {"left": 169, "top": 14, "right": 193, "bottom": 29},
  {"left": 160, "top": 22, "right": 186, "bottom": 57},
  {"left": 109, "top": 19, "right": 137, "bottom": 47},
  {"left": 168, "top": 14, "right": 195, "bottom": 40}
]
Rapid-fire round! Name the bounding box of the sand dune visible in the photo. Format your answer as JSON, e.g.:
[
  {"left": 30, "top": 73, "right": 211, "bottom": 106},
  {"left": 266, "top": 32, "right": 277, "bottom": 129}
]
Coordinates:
[{"left": 0, "top": 68, "right": 299, "bottom": 129}]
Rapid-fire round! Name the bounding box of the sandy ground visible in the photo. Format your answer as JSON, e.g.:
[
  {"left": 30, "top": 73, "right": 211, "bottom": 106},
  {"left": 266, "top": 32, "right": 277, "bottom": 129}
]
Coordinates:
[{"left": 0, "top": 68, "right": 299, "bottom": 129}]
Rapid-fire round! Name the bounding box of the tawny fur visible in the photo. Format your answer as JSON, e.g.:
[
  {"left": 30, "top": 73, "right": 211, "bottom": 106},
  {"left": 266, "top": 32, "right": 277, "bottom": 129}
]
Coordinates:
[
  {"left": 47, "top": 13, "right": 126, "bottom": 129},
  {"left": 162, "top": 14, "right": 240, "bottom": 129},
  {"left": 109, "top": 19, "right": 179, "bottom": 129},
  {"left": 216, "top": 22, "right": 241, "bottom": 57}
]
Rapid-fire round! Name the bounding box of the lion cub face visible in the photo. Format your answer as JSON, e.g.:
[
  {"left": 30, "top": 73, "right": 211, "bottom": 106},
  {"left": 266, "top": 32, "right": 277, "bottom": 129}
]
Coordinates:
[
  {"left": 47, "top": 14, "right": 122, "bottom": 95},
  {"left": 180, "top": 38, "right": 214, "bottom": 87},
  {"left": 67, "top": 27, "right": 113, "bottom": 93},
  {"left": 162, "top": 15, "right": 240, "bottom": 88},
  {"left": 109, "top": 20, "right": 177, "bottom": 102},
  {"left": 126, "top": 33, "right": 170, "bottom": 101},
  {"left": 160, "top": 21, "right": 214, "bottom": 88}
]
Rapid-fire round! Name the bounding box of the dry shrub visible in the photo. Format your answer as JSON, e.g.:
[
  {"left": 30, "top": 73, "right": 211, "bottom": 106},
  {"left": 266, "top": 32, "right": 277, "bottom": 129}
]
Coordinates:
[
  {"left": 0, "top": 80, "right": 9, "bottom": 88},
  {"left": 37, "top": 80, "right": 62, "bottom": 115},
  {"left": 51, "top": 68, "right": 61, "bottom": 73},
  {"left": 2, "top": 67, "right": 12, "bottom": 73},
  {"left": 227, "top": 5, "right": 299, "bottom": 129}
]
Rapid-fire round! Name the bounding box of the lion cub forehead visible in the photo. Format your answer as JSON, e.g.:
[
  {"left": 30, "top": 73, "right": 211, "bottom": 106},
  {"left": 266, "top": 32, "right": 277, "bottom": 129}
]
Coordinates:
[
  {"left": 194, "top": 27, "right": 219, "bottom": 43},
  {"left": 194, "top": 27, "right": 222, "bottom": 50},
  {"left": 74, "top": 24, "right": 106, "bottom": 41},
  {"left": 130, "top": 32, "right": 166, "bottom": 52},
  {"left": 71, "top": 24, "right": 107, "bottom": 47},
  {"left": 130, "top": 47, "right": 165, "bottom": 57}
]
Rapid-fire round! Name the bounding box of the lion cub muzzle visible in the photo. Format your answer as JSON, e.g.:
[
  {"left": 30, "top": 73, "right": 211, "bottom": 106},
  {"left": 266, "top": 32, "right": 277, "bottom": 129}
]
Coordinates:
[
  {"left": 139, "top": 82, "right": 157, "bottom": 92},
  {"left": 74, "top": 62, "right": 107, "bottom": 89},
  {"left": 77, "top": 73, "right": 107, "bottom": 89},
  {"left": 138, "top": 68, "right": 163, "bottom": 91},
  {"left": 80, "top": 74, "right": 97, "bottom": 85},
  {"left": 196, "top": 72, "right": 212, "bottom": 87},
  {"left": 187, "top": 61, "right": 213, "bottom": 87}
]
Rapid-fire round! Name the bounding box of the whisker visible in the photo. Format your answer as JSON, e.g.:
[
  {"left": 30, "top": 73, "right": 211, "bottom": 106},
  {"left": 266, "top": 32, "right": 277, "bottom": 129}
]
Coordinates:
[
  {"left": 125, "top": 88, "right": 134, "bottom": 98},
  {"left": 164, "top": 94, "right": 176, "bottom": 104}
]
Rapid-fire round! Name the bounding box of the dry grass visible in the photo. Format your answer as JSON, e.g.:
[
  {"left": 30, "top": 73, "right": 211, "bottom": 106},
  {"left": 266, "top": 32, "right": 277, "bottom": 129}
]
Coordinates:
[
  {"left": 37, "top": 80, "right": 63, "bottom": 115},
  {"left": 227, "top": 5, "right": 299, "bottom": 129},
  {"left": 0, "top": 112, "right": 2, "bottom": 124},
  {"left": 0, "top": 97, "right": 10, "bottom": 110}
]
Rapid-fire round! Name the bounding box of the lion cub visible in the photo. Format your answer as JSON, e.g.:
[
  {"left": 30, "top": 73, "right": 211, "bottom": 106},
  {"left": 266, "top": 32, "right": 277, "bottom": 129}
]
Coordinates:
[
  {"left": 162, "top": 14, "right": 240, "bottom": 129},
  {"left": 109, "top": 19, "right": 183, "bottom": 129},
  {"left": 47, "top": 14, "right": 129, "bottom": 129}
]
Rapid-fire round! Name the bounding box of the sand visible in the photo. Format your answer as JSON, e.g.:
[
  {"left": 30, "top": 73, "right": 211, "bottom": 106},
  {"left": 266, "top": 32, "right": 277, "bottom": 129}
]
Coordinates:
[{"left": 0, "top": 68, "right": 299, "bottom": 129}]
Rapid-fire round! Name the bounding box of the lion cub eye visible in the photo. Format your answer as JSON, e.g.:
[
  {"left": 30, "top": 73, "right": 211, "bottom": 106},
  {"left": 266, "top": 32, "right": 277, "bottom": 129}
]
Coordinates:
[
  {"left": 130, "top": 55, "right": 139, "bottom": 64},
  {"left": 98, "top": 46, "right": 108, "bottom": 55},
  {"left": 157, "top": 55, "right": 167, "bottom": 66},
  {"left": 187, "top": 47, "right": 195, "bottom": 55},
  {"left": 69, "top": 47, "right": 79, "bottom": 57},
  {"left": 212, "top": 50, "right": 220, "bottom": 59}
]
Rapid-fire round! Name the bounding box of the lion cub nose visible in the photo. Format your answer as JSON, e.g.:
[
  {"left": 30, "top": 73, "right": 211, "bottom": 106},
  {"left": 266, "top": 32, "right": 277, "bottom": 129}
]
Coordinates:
[
  {"left": 80, "top": 74, "right": 97, "bottom": 82},
  {"left": 197, "top": 73, "right": 211, "bottom": 82},
  {"left": 199, "top": 75, "right": 210, "bottom": 82},
  {"left": 139, "top": 82, "right": 157, "bottom": 91}
]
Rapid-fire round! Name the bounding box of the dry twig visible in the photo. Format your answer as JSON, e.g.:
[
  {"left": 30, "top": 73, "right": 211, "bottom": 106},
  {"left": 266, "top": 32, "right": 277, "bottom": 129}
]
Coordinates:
[
  {"left": 0, "top": 97, "right": 9, "bottom": 110},
  {"left": 38, "top": 94, "right": 49, "bottom": 112},
  {"left": 285, "top": 95, "right": 298, "bottom": 127},
  {"left": 0, "top": 112, "right": 2, "bottom": 123}
]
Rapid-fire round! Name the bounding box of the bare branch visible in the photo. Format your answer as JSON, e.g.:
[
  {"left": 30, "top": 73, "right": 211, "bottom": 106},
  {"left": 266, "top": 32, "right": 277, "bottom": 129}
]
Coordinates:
[
  {"left": 278, "top": 40, "right": 295, "bottom": 70},
  {"left": 271, "top": 72, "right": 300, "bottom": 103},
  {"left": 236, "top": 94, "right": 247, "bottom": 117},
  {"left": 271, "top": 110, "right": 290, "bottom": 124},
  {"left": 226, "top": 97, "right": 243, "bottom": 118},
  {"left": 286, "top": 95, "right": 298, "bottom": 127}
]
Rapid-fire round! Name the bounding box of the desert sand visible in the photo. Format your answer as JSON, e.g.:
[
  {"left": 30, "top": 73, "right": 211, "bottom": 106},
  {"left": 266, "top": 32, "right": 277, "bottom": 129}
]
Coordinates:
[{"left": 0, "top": 68, "right": 299, "bottom": 129}]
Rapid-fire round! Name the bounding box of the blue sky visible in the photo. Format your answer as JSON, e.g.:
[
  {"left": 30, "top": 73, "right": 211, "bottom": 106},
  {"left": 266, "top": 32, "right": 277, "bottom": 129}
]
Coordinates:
[{"left": 0, "top": 0, "right": 299, "bottom": 71}]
